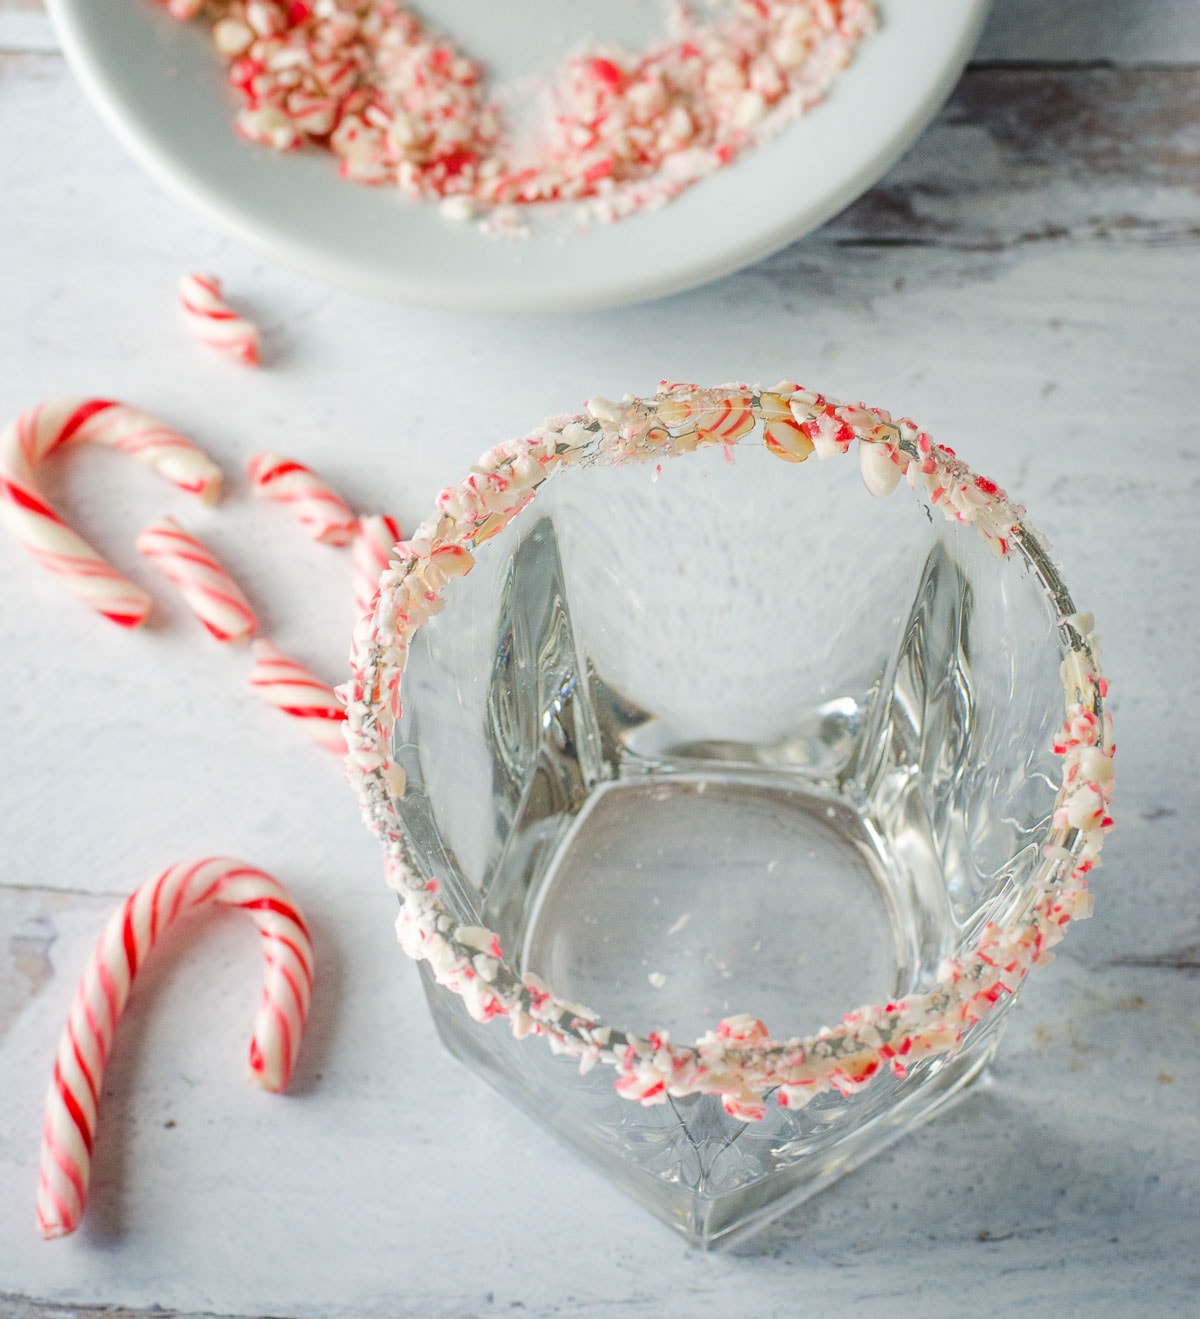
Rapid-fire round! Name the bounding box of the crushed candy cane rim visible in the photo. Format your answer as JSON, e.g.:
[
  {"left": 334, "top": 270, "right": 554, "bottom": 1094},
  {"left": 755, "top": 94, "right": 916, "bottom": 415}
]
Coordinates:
[{"left": 342, "top": 382, "right": 1113, "bottom": 1122}]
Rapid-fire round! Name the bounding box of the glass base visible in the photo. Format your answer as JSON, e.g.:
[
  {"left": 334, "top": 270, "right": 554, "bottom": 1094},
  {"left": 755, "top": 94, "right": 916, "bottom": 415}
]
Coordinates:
[
  {"left": 422, "top": 958, "right": 1006, "bottom": 1248},
  {"left": 521, "top": 774, "right": 903, "bottom": 1045}
]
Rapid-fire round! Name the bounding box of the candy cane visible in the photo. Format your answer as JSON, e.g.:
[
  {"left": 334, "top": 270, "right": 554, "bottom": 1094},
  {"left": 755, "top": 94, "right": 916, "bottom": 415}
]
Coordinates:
[
  {"left": 36, "top": 858, "right": 314, "bottom": 1240},
  {"left": 135, "top": 515, "right": 259, "bottom": 642},
  {"left": 178, "top": 274, "right": 261, "bottom": 367},
  {"left": 0, "top": 398, "right": 222, "bottom": 627},
  {"left": 249, "top": 639, "right": 348, "bottom": 753},
  {"left": 352, "top": 513, "right": 402, "bottom": 616},
  {"left": 246, "top": 451, "right": 356, "bottom": 546}
]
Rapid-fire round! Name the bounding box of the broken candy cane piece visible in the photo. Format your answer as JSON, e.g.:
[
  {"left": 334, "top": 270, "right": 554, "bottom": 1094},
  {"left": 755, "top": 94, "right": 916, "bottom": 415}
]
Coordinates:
[
  {"left": 759, "top": 391, "right": 815, "bottom": 463},
  {"left": 249, "top": 638, "right": 348, "bottom": 753},
  {"left": 246, "top": 451, "right": 357, "bottom": 546},
  {"left": 178, "top": 273, "right": 261, "bottom": 366},
  {"left": 135, "top": 515, "right": 259, "bottom": 642}
]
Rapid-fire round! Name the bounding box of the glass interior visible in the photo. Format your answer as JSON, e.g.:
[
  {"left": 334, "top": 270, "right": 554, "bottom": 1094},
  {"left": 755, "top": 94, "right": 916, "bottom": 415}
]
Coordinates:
[{"left": 388, "top": 439, "right": 1067, "bottom": 1244}]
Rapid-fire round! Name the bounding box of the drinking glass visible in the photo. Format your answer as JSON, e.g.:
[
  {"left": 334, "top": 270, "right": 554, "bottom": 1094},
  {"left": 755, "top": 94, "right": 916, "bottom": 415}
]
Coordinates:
[{"left": 346, "top": 388, "right": 1109, "bottom": 1247}]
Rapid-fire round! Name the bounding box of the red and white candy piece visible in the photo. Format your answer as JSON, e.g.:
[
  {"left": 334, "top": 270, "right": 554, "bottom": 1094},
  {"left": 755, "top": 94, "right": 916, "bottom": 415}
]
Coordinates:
[
  {"left": 178, "top": 273, "right": 261, "bottom": 367},
  {"left": 36, "top": 857, "right": 314, "bottom": 1240},
  {"left": 0, "top": 398, "right": 222, "bottom": 628},
  {"left": 352, "top": 513, "right": 402, "bottom": 616},
  {"left": 250, "top": 639, "right": 348, "bottom": 753},
  {"left": 694, "top": 394, "right": 756, "bottom": 444},
  {"left": 135, "top": 515, "right": 259, "bottom": 642},
  {"left": 760, "top": 387, "right": 815, "bottom": 463},
  {"left": 246, "top": 451, "right": 357, "bottom": 546},
  {"left": 158, "top": 0, "right": 204, "bottom": 19}
]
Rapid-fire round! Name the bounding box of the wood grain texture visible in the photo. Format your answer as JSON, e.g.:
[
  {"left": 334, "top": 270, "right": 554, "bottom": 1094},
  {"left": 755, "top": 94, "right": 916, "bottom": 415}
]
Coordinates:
[
  {"left": 829, "top": 65, "right": 1200, "bottom": 249},
  {"left": 976, "top": 0, "right": 1200, "bottom": 64},
  {"left": 0, "top": 1299, "right": 236, "bottom": 1319}
]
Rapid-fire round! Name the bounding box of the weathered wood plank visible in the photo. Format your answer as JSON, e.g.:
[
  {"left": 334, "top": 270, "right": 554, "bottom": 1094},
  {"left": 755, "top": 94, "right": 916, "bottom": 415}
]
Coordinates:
[
  {"left": 977, "top": 0, "right": 1200, "bottom": 65},
  {"left": 0, "top": 12, "right": 1196, "bottom": 1319},
  {"left": 825, "top": 66, "right": 1200, "bottom": 250},
  {"left": 0, "top": 888, "right": 73, "bottom": 1047},
  {"left": 0, "top": 1298, "right": 244, "bottom": 1319},
  {"left": 0, "top": 0, "right": 53, "bottom": 54},
  {"left": 2, "top": 949, "right": 1195, "bottom": 1317}
]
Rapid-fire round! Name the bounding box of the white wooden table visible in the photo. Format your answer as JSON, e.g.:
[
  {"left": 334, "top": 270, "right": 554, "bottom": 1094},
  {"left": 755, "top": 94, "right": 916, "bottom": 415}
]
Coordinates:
[{"left": 1, "top": 3, "right": 1197, "bottom": 1315}]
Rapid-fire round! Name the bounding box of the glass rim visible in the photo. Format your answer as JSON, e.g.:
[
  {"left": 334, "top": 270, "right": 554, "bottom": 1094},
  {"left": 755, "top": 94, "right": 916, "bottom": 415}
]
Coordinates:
[{"left": 340, "top": 381, "right": 1114, "bottom": 1122}]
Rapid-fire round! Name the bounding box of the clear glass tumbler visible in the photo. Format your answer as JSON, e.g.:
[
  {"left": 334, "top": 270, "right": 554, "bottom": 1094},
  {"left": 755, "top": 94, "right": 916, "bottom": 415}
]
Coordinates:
[{"left": 345, "top": 386, "right": 1110, "bottom": 1248}]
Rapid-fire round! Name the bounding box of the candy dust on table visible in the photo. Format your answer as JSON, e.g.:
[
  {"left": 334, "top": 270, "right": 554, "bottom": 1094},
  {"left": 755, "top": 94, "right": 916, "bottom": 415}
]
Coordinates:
[{"left": 159, "top": 1, "right": 879, "bottom": 231}]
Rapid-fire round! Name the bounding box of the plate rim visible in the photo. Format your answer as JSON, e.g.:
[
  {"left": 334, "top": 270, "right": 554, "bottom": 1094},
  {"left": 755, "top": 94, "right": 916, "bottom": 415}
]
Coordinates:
[{"left": 45, "top": 0, "right": 993, "bottom": 313}]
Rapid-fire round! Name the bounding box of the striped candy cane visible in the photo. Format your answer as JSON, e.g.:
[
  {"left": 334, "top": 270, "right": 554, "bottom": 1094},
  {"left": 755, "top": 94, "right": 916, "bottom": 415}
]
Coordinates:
[
  {"left": 135, "top": 515, "right": 259, "bottom": 642},
  {"left": 0, "top": 398, "right": 223, "bottom": 627},
  {"left": 351, "top": 513, "right": 402, "bottom": 616},
  {"left": 246, "top": 451, "right": 357, "bottom": 546},
  {"left": 36, "top": 858, "right": 314, "bottom": 1240},
  {"left": 249, "top": 639, "right": 348, "bottom": 753},
  {"left": 178, "top": 273, "right": 261, "bottom": 367}
]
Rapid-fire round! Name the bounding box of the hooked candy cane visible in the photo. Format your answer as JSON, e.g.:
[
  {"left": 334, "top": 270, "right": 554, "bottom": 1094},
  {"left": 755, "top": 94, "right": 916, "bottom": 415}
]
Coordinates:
[
  {"left": 135, "top": 515, "right": 259, "bottom": 643},
  {"left": 249, "top": 639, "right": 348, "bottom": 753},
  {"left": 351, "top": 513, "right": 402, "bottom": 617},
  {"left": 36, "top": 857, "right": 314, "bottom": 1240},
  {"left": 178, "top": 274, "right": 261, "bottom": 367},
  {"left": 246, "top": 451, "right": 357, "bottom": 546},
  {"left": 0, "top": 398, "right": 222, "bottom": 627}
]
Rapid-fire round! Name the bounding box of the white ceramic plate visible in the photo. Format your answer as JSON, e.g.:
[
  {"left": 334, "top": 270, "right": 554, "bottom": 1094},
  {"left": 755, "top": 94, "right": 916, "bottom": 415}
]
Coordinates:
[{"left": 47, "top": 0, "right": 991, "bottom": 312}]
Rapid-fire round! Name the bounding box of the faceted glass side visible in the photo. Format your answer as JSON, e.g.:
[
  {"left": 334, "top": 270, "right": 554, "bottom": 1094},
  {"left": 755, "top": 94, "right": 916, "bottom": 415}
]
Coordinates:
[{"left": 390, "top": 442, "right": 1064, "bottom": 1246}]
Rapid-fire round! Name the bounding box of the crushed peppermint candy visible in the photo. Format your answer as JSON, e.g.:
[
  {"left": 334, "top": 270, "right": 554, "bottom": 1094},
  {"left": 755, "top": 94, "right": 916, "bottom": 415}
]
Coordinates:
[
  {"left": 157, "top": 0, "right": 878, "bottom": 226},
  {"left": 340, "top": 381, "right": 1114, "bottom": 1123}
]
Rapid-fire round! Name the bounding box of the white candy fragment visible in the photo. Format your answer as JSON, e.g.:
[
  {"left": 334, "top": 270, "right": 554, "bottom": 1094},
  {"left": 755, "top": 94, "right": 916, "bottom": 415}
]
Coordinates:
[
  {"left": 858, "top": 439, "right": 901, "bottom": 498},
  {"left": 439, "top": 196, "right": 478, "bottom": 223},
  {"left": 586, "top": 396, "right": 623, "bottom": 426}
]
